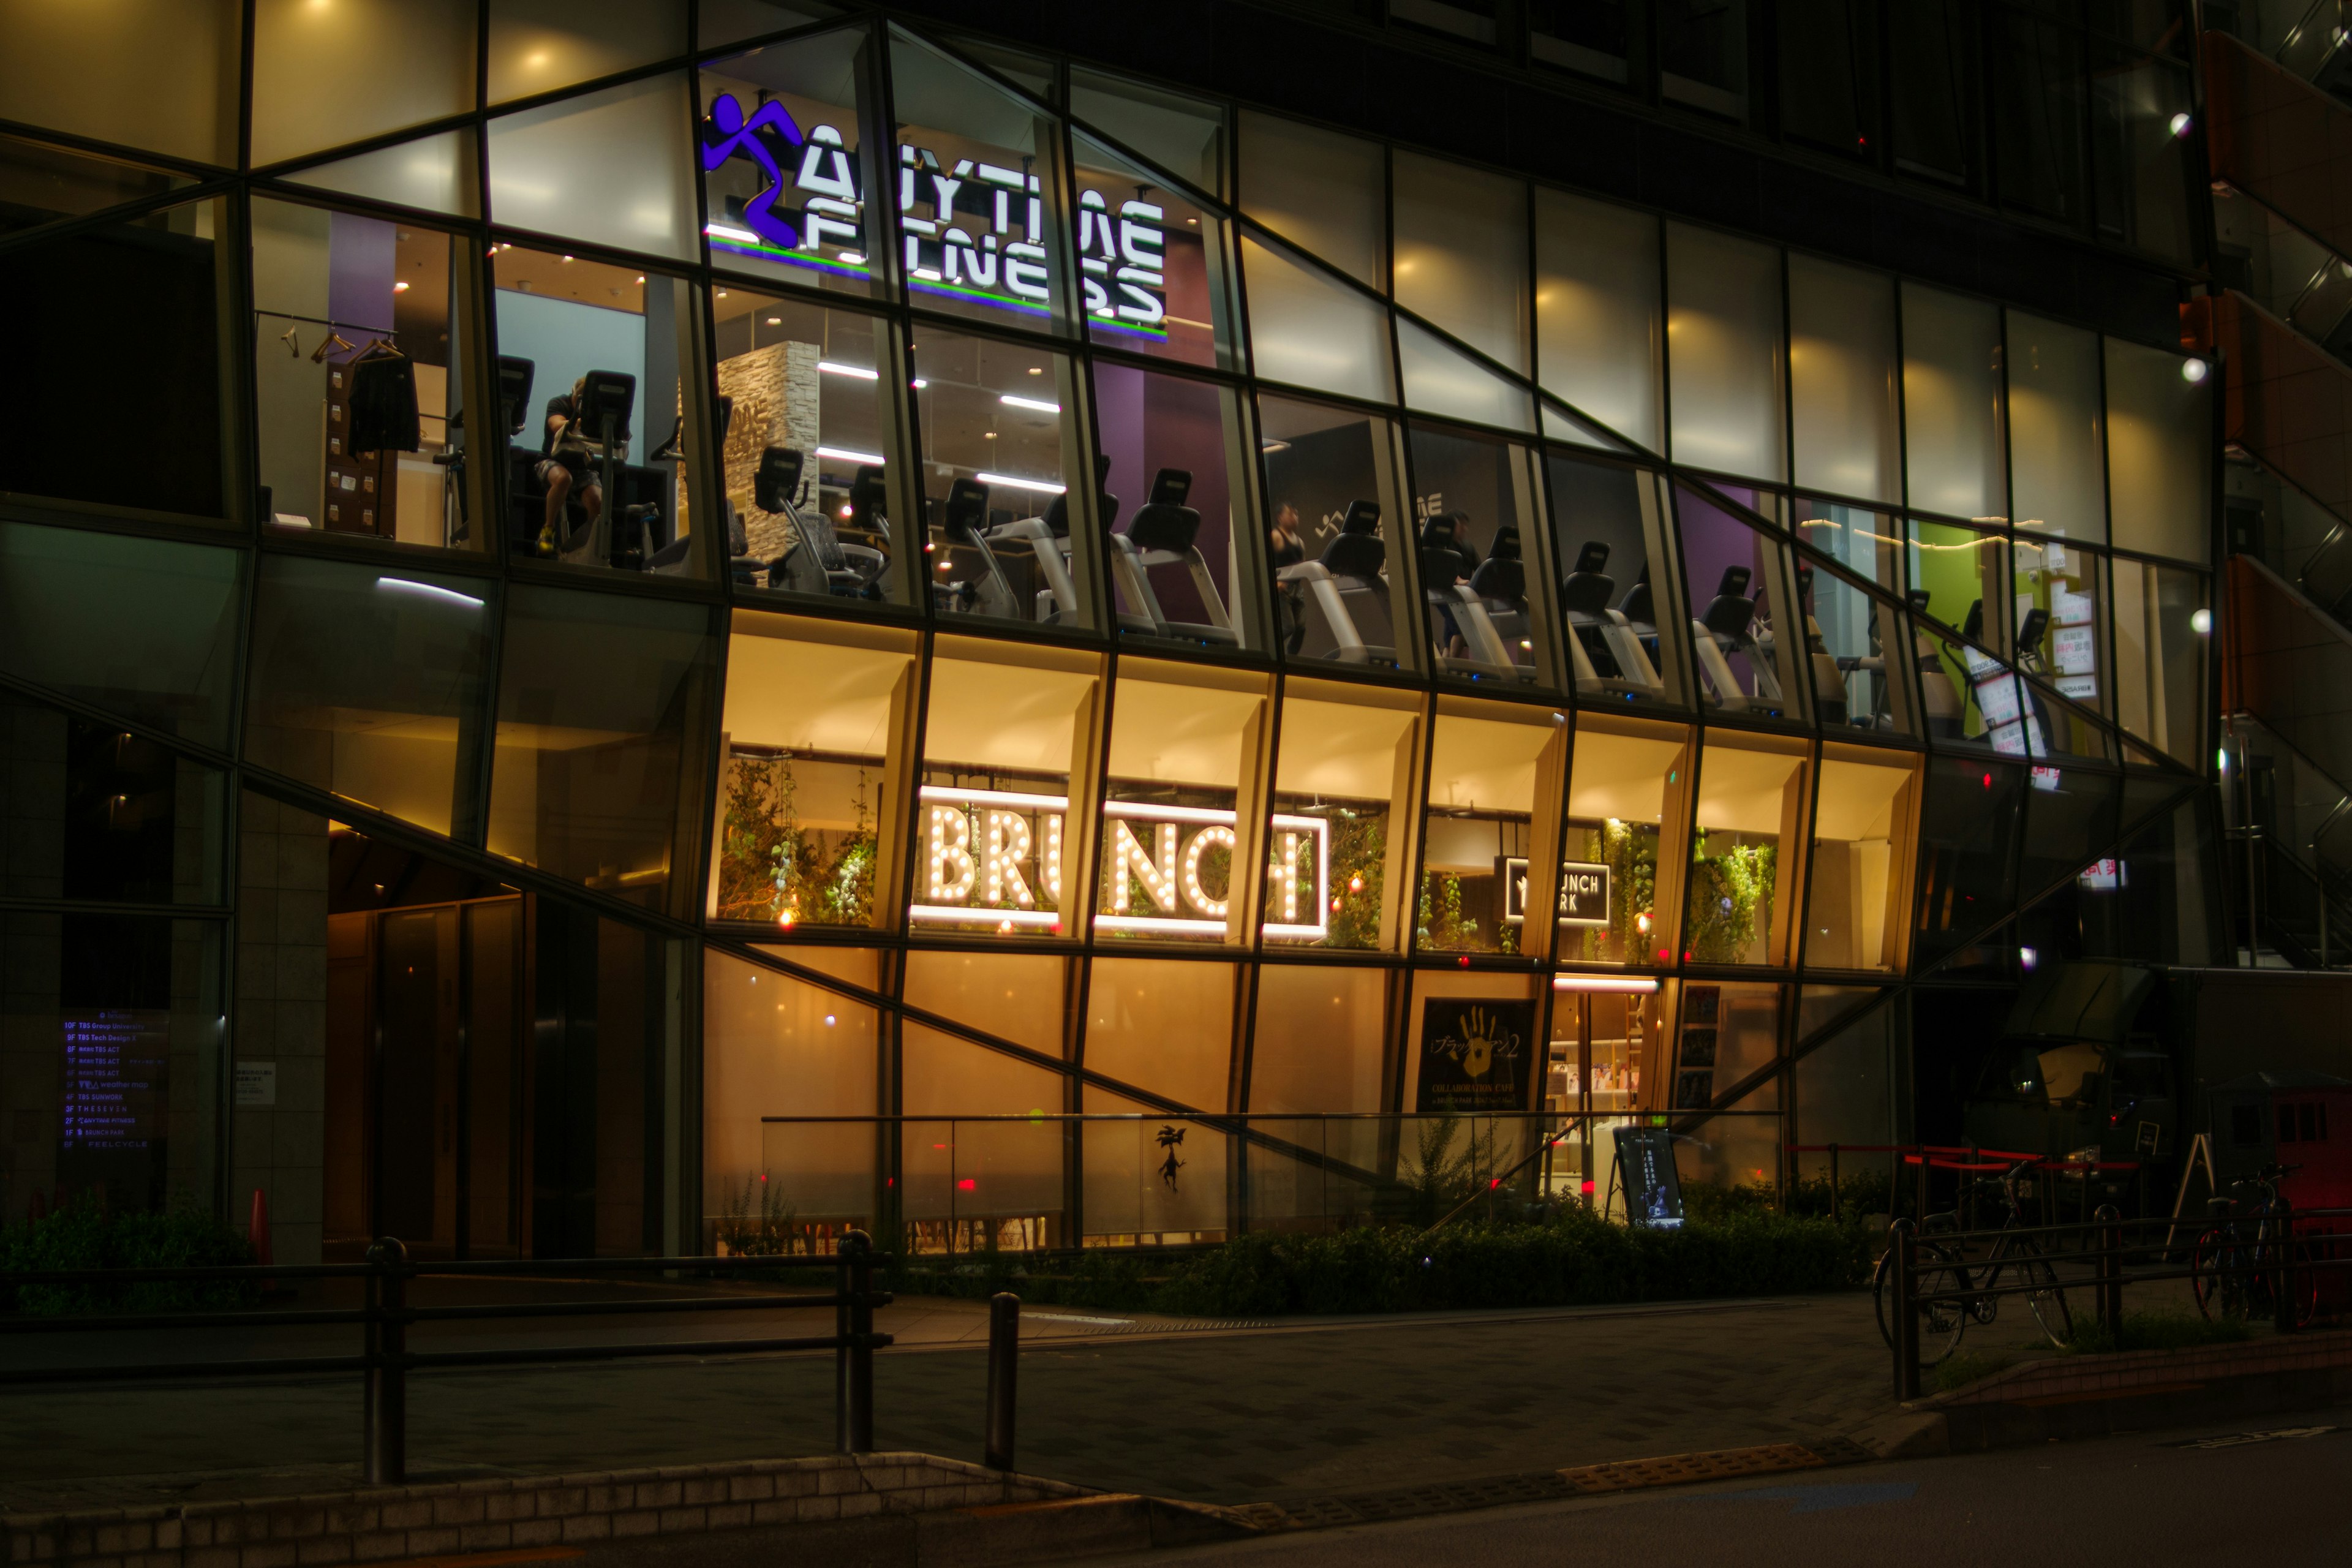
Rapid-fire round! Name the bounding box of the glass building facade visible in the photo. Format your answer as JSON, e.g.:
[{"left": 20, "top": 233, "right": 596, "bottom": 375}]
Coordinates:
[{"left": 0, "top": 2, "right": 2221, "bottom": 1261}]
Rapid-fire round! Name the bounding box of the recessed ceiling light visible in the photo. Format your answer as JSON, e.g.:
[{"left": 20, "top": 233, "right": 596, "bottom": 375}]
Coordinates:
[
  {"left": 561, "top": 255, "right": 573, "bottom": 263},
  {"left": 766, "top": 316, "right": 781, "bottom": 325},
  {"left": 393, "top": 281, "right": 410, "bottom": 292}
]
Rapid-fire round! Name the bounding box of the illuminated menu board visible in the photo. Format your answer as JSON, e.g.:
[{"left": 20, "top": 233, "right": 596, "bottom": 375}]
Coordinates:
[{"left": 59, "top": 1009, "right": 169, "bottom": 1187}]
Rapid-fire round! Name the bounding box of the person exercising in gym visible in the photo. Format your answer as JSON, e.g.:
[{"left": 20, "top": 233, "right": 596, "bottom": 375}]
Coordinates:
[{"left": 535, "top": 377, "right": 605, "bottom": 552}]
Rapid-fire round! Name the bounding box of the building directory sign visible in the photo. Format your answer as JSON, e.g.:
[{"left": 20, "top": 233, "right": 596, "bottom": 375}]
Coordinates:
[{"left": 701, "top": 94, "right": 1172, "bottom": 337}]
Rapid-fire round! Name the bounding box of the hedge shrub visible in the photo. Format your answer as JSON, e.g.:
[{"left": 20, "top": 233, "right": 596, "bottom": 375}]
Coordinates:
[{"left": 0, "top": 1203, "right": 255, "bottom": 1315}]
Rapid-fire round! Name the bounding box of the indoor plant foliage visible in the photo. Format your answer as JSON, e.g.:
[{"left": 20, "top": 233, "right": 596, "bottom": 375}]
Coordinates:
[
  {"left": 1581, "top": 818, "right": 1659, "bottom": 961},
  {"left": 1319, "top": 809, "right": 1385, "bottom": 949},
  {"left": 715, "top": 751, "right": 875, "bottom": 925},
  {"left": 1686, "top": 832, "right": 1773, "bottom": 963}
]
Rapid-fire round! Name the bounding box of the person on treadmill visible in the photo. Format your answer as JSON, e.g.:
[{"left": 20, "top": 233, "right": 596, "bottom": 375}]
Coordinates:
[{"left": 535, "top": 377, "right": 615, "bottom": 552}]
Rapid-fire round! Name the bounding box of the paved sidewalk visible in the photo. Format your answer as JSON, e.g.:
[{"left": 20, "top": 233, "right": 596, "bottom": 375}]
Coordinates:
[{"left": 0, "top": 1291, "right": 1932, "bottom": 1517}]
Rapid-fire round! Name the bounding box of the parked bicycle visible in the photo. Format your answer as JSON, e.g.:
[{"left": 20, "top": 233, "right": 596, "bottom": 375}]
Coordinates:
[
  {"left": 1874, "top": 1159, "right": 2076, "bottom": 1363},
  {"left": 2191, "top": 1162, "right": 2317, "bottom": 1325}
]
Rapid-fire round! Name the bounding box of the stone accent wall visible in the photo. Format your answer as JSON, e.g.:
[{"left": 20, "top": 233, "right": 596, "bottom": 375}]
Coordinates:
[
  {"left": 230, "top": 796, "right": 330, "bottom": 1264},
  {"left": 0, "top": 1454, "right": 1096, "bottom": 1568},
  {"left": 716, "top": 340, "right": 821, "bottom": 562}
]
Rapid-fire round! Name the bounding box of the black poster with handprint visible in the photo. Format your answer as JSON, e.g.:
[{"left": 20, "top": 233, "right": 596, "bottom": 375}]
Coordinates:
[{"left": 1415, "top": 998, "right": 1537, "bottom": 1113}]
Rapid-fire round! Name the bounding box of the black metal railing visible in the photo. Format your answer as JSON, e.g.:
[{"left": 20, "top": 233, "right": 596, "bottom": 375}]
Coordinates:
[
  {"left": 0, "top": 1230, "right": 895, "bottom": 1484},
  {"left": 1882, "top": 1205, "right": 2352, "bottom": 1400}
]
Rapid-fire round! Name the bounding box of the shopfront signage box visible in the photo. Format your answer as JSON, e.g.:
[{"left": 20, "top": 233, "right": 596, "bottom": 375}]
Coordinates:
[
  {"left": 1612, "top": 1125, "right": 1685, "bottom": 1229},
  {"left": 1498, "top": 857, "right": 1610, "bottom": 927},
  {"left": 1415, "top": 998, "right": 1537, "bottom": 1113}
]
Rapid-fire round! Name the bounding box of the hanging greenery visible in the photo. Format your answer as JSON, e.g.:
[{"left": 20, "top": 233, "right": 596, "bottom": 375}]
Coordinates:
[
  {"left": 714, "top": 752, "right": 876, "bottom": 926},
  {"left": 1321, "top": 809, "right": 1385, "bottom": 949},
  {"left": 1585, "top": 820, "right": 1660, "bottom": 962},
  {"left": 1687, "top": 832, "right": 1775, "bottom": 964}
]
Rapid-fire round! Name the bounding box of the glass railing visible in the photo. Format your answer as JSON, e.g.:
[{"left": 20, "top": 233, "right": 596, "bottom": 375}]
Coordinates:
[
  {"left": 2222, "top": 712, "right": 2352, "bottom": 964},
  {"left": 713, "top": 1110, "right": 1784, "bottom": 1255},
  {"left": 2273, "top": 0, "right": 2352, "bottom": 94}
]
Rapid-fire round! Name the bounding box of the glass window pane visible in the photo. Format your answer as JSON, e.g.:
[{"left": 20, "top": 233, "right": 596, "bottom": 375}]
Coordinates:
[
  {"left": 1097, "top": 662, "right": 1269, "bottom": 945},
  {"left": 889, "top": 31, "right": 1072, "bottom": 333},
  {"left": 2090, "top": 48, "right": 2194, "bottom": 265},
  {"left": 1676, "top": 486, "right": 1809, "bottom": 724},
  {"left": 284, "top": 129, "right": 482, "bottom": 220},
  {"left": 1794, "top": 496, "right": 1904, "bottom": 595},
  {"left": 1404, "top": 971, "right": 1545, "bottom": 1114},
  {"left": 1072, "top": 128, "right": 1235, "bottom": 368},
  {"left": 704, "top": 947, "right": 878, "bottom": 1238},
  {"left": 1791, "top": 996, "right": 1894, "bottom": 1186},
  {"left": 1798, "top": 548, "right": 1915, "bottom": 736},
  {"left": 493, "top": 249, "right": 715, "bottom": 578},
  {"left": 911, "top": 637, "right": 1099, "bottom": 937},
  {"left": 1548, "top": 453, "right": 1688, "bottom": 709},
  {"left": 2014, "top": 531, "right": 2106, "bottom": 714},
  {"left": 1418, "top": 700, "right": 1566, "bottom": 956},
  {"left": 2105, "top": 337, "right": 2212, "bottom": 565},
  {"left": 1534, "top": 189, "right": 1662, "bottom": 454},
  {"left": 1564, "top": 714, "right": 1691, "bottom": 966},
  {"left": 1069, "top": 70, "right": 1225, "bottom": 196},
  {"left": 2018, "top": 767, "right": 2119, "bottom": 902},
  {"left": 1913, "top": 755, "right": 2025, "bottom": 965},
  {"left": 0, "top": 522, "right": 240, "bottom": 748},
  {"left": 903, "top": 949, "right": 1072, "bottom": 1062},
  {"left": 1409, "top": 423, "right": 1551, "bottom": 686},
  {"left": 1807, "top": 749, "right": 1917, "bottom": 971},
  {"left": 488, "top": 0, "right": 685, "bottom": 104},
  {"left": 713, "top": 288, "right": 908, "bottom": 606},
  {"left": 1393, "top": 152, "right": 1529, "bottom": 377},
  {"left": 1992, "top": 9, "right": 2086, "bottom": 225},
  {"left": 1085, "top": 957, "right": 1235, "bottom": 1107},
  {"left": 2113, "top": 558, "right": 2206, "bottom": 764},
  {"left": 486, "top": 586, "right": 717, "bottom": 915},
  {"left": 1247, "top": 963, "right": 1389, "bottom": 1112},
  {"left": 1789, "top": 254, "right": 1898, "bottom": 503},
  {"left": 1907, "top": 516, "right": 2010, "bottom": 654},
  {"left": 700, "top": 2, "right": 839, "bottom": 51},
  {"left": 1901, "top": 282, "right": 2008, "bottom": 524},
  {"left": 0, "top": 134, "right": 193, "bottom": 238},
  {"left": 0, "top": 198, "right": 228, "bottom": 521},
  {"left": 698, "top": 30, "right": 876, "bottom": 297},
  {"left": 1686, "top": 735, "right": 1807, "bottom": 966},
  {"left": 1240, "top": 235, "right": 1396, "bottom": 401},
  {"left": 1095, "top": 363, "right": 1268, "bottom": 652},
  {"left": 1778, "top": 0, "right": 1880, "bottom": 157},
  {"left": 1265, "top": 677, "right": 1422, "bottom": 952},
  {"left": 252, "top": 200, "right": 473, "bottom": 551},
  {"left": 251, "top": 0, "right": 476, "bottom": 166},
  {"left": 488, "top": 73, "right": 698, "bottom": 262},
  {"left": 1261, "top": 394, "right": 1415, "bottom": 669},
  {"left": 913, "top": 330, "right": 1097, "bottom": 631},
  {"left": 1665, "top": 224, "right": 1785, "bottom": 481},
  {"left": 0, "top": 695, "right": 227, "bottom": 906},
  {"left": 1659, "top": 0, "right": 1751, "bottom": 120},
  {"left": 1237, "top": 111, "right": 1384, "bottom": 287},
  {"left": 0, "top": 1, "right": 239, "bottom": 165},
  {"left": 1889, "top": 1, "right": 1980, "bottom": 186},
  {"left": 244, "top": 556, "right": 494, "bottom": 840},
  {"left": 1398, "top": 317, "right": 1537, "bottom": 433},
  {"left": 1670, "top": 982, "right": 1781, "bottom": 1112},
  {"left": 711, "top": 615, "right": 914, "bottom": 930},
  {"left": 2008, "top": 310, "right": 2106, "bottom": 544}
]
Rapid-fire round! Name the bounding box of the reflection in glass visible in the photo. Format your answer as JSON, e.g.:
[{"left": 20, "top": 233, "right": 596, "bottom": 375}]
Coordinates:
[
  {"left": 1072, "top": 128, "right": 1235, "bottom": 368},
  {"left": 1548, "top": 454, "right": 1684, "bottom": 707},
  {"left": 711, "top": 289, "right": 903, "bottom": 603},
  {"left": 2105, "top": 336, "right": 2212, "bottom": 566},
  {"left": 2007, "top": 310, "right": 2106, "bottom": 545},
  {"left": 2114, "top": 559, "right": 2206, "bottom": 765},
  {"left": 1913, "top": 756, "right": 2025, "bottom": 965},
  {"left": 250, "top": 0, "right": 475, "bottom": 165},
  {"left": 1665, "top": 222, "right": 1784, "bottom": 481},
  {"left": 493, "top": 247, "right": 710, "bottom": 577},
  {"left": 1393, "top": 152, "right": 1529, "bottom": 377},
  {"left": 1901, "top": 282, "right": 2007, "bottom": 524},
  {"left": 1675, "top": 488, "right": 1807, "bottom": 723},
  {"left": 698, "top": 30, "right": 878, "bottom": 298},
  {"left": 1265, "top": 679, "right": 1420, "bottom": 951},
  {"left": 1085, "top": 958, "right": 1236, "bottom": 1106},
  {"left": 1070, "top": 70, "right": 1225, "bottom": 195},
  {"left": 914, "top": 330, "right": 1095, "bottom": 630},
  {"left": 1238, "top": 234, "right": 1398, "bottom": 402},
  {"left": 1533, "top": 189, "right": 1662, "bottom": 453},
  {"left": 1806, "top": 750, "right": 1916, "bottom": 971},
  {"left": 486, "top": 72, "right": 698, "bottom": 261},
  {"left": 1670, "top": 982, "right": 1780, "bottom": 1112},
  {"left": 712, "top": 616, "right": 914, "bottom": 930},
  {"left": 1789, "top": 254, "right": 1898, "bottom": 503},
  {"left": 1409, "top": 424, "right": 1550, "bottom": 685},
  {"left": 1248, "top": 964, "right": 1388, "bottom": 1112},
  {"left": 1261, "top": 394, "right": 1413, "bottom": 669},
  {"left": 1094, "top": 364, "right": 1265, "bottom": 651},
  {"left": 489, "top": 0, "right": 684, "bottom": 104},
  {"left": 243, "top": 556, "right": 492, "bottom": 839},
  {"left": 0, "top": 694, "right": 225, "bottom": 907},
  {"left": 1685, "top": 736, "right": 1806, "bottom": 966},
  {"left": 1235, "top": 111, "right": 1385, "bottom": 287},
  {"left": 1563, "top": 715, "right": 1689, "bottom": 965},
  {"left": 1799, "top": 557, "right": 1912, "bottom": 735},
  {"left": 253, "top": 199, "right": 470, "bottom": 549}
]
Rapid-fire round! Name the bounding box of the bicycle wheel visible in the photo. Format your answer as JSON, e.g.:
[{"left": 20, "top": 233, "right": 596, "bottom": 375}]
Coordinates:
[
  {"left": 2015, "top": 1247, "right": 2076, "bottom": 1349},
  {"left": 2192, "top": 1229, "right": 2250, "bottom": 1321}
]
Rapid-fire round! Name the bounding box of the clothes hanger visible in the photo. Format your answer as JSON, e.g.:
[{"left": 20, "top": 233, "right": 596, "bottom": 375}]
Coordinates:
[
  {"left": 310, "top": 331, "right": 355, "bottom": 364},
  {"left": 280, "top": 325, "right": 301, "bottom": 358}
]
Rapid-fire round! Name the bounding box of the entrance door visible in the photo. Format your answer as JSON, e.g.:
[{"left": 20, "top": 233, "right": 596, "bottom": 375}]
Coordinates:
[{"left": 375, "top": 910, "right": 454, "bottom": 1251}]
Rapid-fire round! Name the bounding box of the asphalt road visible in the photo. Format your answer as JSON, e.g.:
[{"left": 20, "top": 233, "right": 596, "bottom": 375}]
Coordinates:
[{"left": 1077, "top": 1415, "right": 2352, "bottom": 1568}]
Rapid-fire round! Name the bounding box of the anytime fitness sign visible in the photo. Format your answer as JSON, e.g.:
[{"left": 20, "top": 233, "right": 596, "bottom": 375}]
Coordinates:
[
  {"left": 911, "top": 785, "right": 1330, "bottom": 939},
  {"left": 702, "top": 94, "right": 1170, "bottom": 333}
]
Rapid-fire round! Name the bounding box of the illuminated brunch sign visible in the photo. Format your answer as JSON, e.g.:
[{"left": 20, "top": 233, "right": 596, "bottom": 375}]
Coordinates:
[
  {"left": 910, "top": 785, "right": 1330, "bottom": 939},
  {"left": 701, "top": 93, "right": 1170, "bottom": 337}
]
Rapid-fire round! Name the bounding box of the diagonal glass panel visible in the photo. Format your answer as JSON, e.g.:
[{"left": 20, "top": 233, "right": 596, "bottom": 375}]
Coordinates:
[
  {"left": 1672, "top": 484, "right": 1810, "bottom": 726},
  {"left": 488, "top": 74, "right": 698, "bottom": 262},
  {"left": 1237, "top": 111, "right": 1384, "bottom": 288},
  {"left": 250, "top": 0, "right": 476, "bottom": 167},
  {"left": 1398, "top": 316, "right": 1536, "bottom": 434},
  {"left": 700, "top": 1, "right": 840, "bottom": 51},
  {"left": 283, "top": 129, "right": 481, "bottom": 219},
  {"left": 698, "top": 28, "right": 880, "bottom": 298},
  {"left": 0, "top": 134, "right": 192, "bottom": 240},
  {"left": 0, "top": 1, "right": 240, "bottom": 166},
  {"left": 1240, "top": 235, "right": 1395, "bottom": 402},
  {"left": 0, "top": 688, "right": 227, "bottom": 907},
  {"left": 1070, "top": 71, "right": 1224, "bottom": 196},
  {"left": 888, "top": 30, "right": 1074, "bottom": 333},
  {"left": 1070, "top": 128, "right": 1237, "bottom": 369},
  {"left": 488, "top": 0, "right": 685, "bottom": 105},
  {"left": 1536, "top": 188, "right": 1662, "bottom": 456},
  {"left": 1393, "top": 151, "right": 1529, "bottom": 377},
  {"left": 1540, "top": 398, "right": 1635, "bottom": 454},
  {"left": 0, "top": 521, "right": 241, "bottom": 750}
]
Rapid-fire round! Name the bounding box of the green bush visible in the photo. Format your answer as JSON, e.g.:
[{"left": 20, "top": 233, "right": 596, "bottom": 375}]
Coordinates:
[
  {"left": 2063, "top": 1309, "right": 2253, "bottom": 1356},
  {"left": 1932, "top": 1347, "right": 2018, "bottom": 1392},
  {"left": 0, "top": 1202, "right": 255, "bottom": 1316},
  {"left": 891, "top": 1207, "right": 1868, "bottom": 1319}
]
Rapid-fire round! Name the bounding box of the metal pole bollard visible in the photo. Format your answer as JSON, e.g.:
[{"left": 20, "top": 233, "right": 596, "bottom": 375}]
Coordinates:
[
  {"left": 2274, "top": 1198, "right": 2298, "bottom": 1335},
  {"left": 984, "top": 1292, "right": 1020, "bottom": 1472},
  {"left": 2095, "top": 1203, "right": 2122, "bottom": 1337},
  {"left": 1890, "top": 1219, "right": 1920, "bottom": 1403},
  {"left": 363, "top": 1237, "right": 407, "bottom": 1486},
  {"left": 835, "top": 1238, "right": 852, "bottom": 1454},
  {"left": 843, "top": 1229, "right": 876, "bottom": 1453},
  {"left": 1829, "top": 1143, "right": 1841, "bottom": 1222}
]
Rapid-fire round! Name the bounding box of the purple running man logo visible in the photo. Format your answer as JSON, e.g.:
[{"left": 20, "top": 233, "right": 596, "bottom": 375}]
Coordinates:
[{"left": 701, "top": 92, "right": 804, "bottom": 250}]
